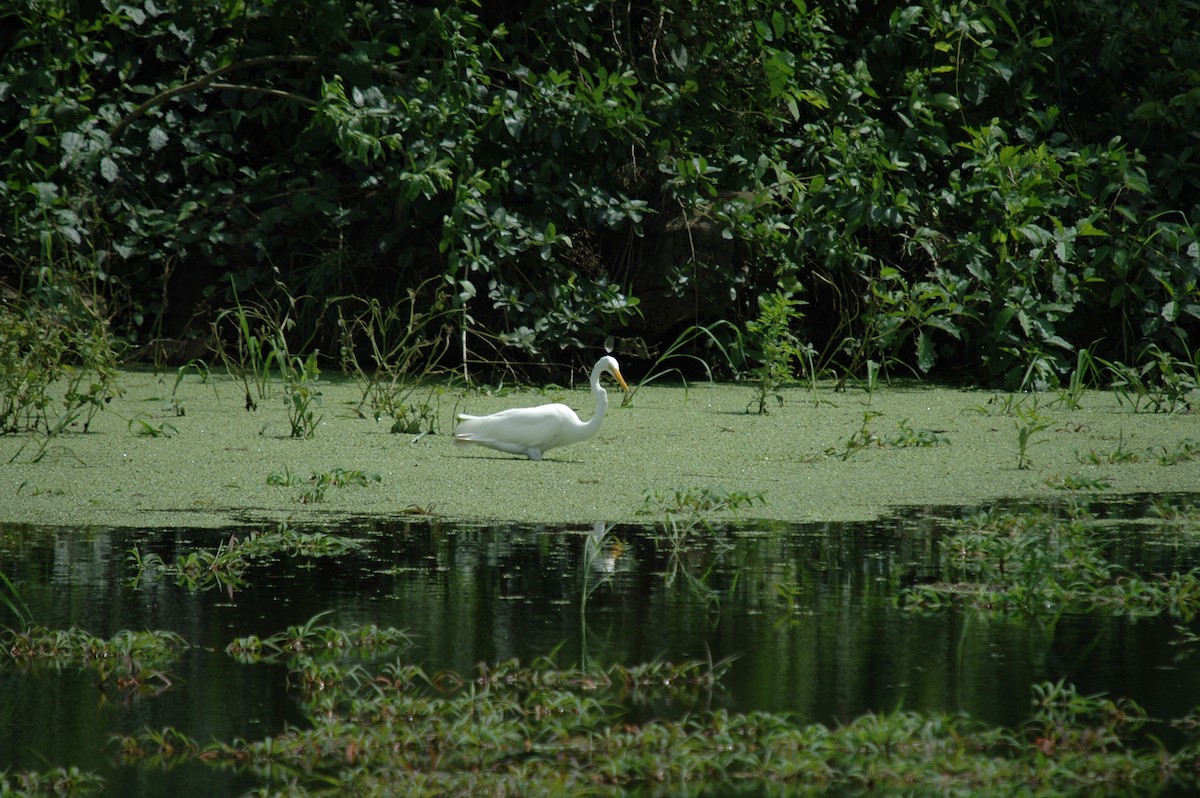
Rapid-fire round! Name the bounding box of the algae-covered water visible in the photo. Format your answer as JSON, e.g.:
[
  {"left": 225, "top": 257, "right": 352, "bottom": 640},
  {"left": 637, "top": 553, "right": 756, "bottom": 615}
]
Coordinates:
[{"left": 1, "top": 369, "right": 1196, "bottom": 529}]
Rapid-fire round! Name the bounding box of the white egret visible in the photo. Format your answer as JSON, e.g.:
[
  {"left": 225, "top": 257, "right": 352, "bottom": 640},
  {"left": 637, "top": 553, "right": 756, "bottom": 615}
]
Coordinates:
[{"left": 453, "top": 356, "right": 629, "bottom": 460}]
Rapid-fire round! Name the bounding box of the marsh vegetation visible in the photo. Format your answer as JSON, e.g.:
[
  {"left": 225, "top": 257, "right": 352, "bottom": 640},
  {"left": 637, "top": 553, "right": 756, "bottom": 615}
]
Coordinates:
[
  {"left": 3, "top": 1, "right": 1200, "bottom": 794},
  {"left": 5, "top": 497, "right": 1200, "bottom": 797}
]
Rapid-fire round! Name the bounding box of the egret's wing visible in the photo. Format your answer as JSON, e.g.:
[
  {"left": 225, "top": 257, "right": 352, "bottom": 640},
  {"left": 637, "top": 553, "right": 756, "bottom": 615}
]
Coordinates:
[{"left": 454, "top": 404, "right": 581, "bottom": 451}]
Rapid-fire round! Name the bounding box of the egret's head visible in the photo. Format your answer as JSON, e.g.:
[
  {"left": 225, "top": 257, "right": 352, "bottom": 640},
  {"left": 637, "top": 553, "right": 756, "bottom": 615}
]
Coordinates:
[{"left": 600, "top": 355, "right": 630, "bottom": 392}]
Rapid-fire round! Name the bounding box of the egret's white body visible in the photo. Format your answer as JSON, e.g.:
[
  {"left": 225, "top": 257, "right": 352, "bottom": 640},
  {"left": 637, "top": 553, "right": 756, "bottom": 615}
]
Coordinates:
[{"left": 454, "top": 356, "right": 629, "bottom": 460}]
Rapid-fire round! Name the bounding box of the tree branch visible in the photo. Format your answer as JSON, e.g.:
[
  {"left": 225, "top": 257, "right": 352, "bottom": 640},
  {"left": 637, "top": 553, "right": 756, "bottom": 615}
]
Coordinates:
[
  {"left": 110, "top": 54, "right": 318, "bottom": 141},
  {"left": 208, "top": 83, "right": 316, "bottom": 106}
]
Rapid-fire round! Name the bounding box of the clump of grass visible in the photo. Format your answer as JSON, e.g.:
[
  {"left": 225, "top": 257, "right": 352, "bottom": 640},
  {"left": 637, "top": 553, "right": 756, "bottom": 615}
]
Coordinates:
[
  {"left": 128, "top": 523, "right": 361, "bottom": 591},
  {"left": 621, "top": 321, "right": 739, "bottom": 408},
  {"left": 1048, "top": 346, "right": 1102, "bottom": 410},
  {"left": 300, "top": 467, "right": 381, "bottom": 503},
  {"left": 387, "top": 394, "right": 439, "bottom": 435},
  {"left": 820, "top": 411, "right": 947, "bottom": 461},
  {"left": 267, "top": 467, "right": 382, "bottom": 503},
  {"left": 901, "top": 505, "right": 1200, "bottom": 617},
  {"left": 127, "top": 416, "right": 179, "bottom": 438},
  {"left": 1044, "top": 473, "right": 1114, "bottom": 492},
  {"left": 266, "top": 465, "right": 303, "bottom": 487},
  {"left": 1157, "top": 437, "right": 1200, "bottom": 465},
  {"left": 333, "top": 283, "right": 454, "bottom": 435},
  {"left": 971, "top": 393, "right": 1017, "bottom": 416},
  {"left": 210, "top": 277, "right": 284, "bottom": 411},
  {"left": 210, "top": 270, "right": 324, "bottom": 436},
  {"left": 1076, "top": 430, "right": 1141, "bottom": 464},
  {"left": 167, "top": 359, "right": 213, "bottom": 417},
  {"left": 1102, "top": 343, "right": 1198, "bottom": 414},
  {"left": 282, "top": 351, "right": 322, "bottom": 439}
]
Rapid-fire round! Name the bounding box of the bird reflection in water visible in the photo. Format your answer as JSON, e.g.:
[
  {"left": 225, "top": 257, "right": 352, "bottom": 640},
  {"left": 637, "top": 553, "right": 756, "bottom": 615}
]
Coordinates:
[{"left": 584, "top": 521, "right": 629, "bottom": 576}]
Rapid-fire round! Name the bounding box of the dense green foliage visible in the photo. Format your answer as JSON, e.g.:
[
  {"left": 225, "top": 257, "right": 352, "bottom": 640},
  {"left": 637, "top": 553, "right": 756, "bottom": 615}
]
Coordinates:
[{"left": 1, "top": 0, "right": 1198, "bottom": 386}]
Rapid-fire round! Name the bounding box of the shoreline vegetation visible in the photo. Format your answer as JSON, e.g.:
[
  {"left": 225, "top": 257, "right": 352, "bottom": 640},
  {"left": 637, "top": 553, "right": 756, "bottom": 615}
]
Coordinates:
[{"left": 3, "top": 369, "right": 1196, "bottom": 530}]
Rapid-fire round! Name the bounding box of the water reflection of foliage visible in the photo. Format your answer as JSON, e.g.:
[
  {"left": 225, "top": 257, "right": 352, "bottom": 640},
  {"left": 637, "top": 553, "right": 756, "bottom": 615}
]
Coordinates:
[
  {"left": 225, "top": 610, "right": 411, "bottom": 666},
  {"left": 0, "top": 766, "right": 104, "bottom": 797},
  {"left": 2, "top": 626, "right": 185, "bottom": 693},
  {"left": 902, "top": 504, "right": 1200, "bottom": 618},
  {"left": 638, "top": 487, "right": 766, "bottom": 608},
  {"left": 128, "top": 523, "right": 361, "bottom": 592}
]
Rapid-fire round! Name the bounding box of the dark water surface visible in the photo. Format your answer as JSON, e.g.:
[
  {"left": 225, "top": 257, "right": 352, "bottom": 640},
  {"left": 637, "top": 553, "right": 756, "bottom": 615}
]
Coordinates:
[{"left": 2, "top": 495, "right": 1199, "bottom": 796}]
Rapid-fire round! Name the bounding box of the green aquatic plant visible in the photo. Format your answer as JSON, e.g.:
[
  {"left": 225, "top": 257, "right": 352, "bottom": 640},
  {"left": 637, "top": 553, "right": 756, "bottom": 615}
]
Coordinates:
[
  {"left": 1075, "top": 429, "right": 1141, "bottom": 464},
  {"left": 282, "top": 351, "right": 323, "bottom": 439},
  {"left": 0, "top": 569, "right": 32, "bottom": 629},
  {"left": 112, "top": 653, "right": 1200, "bottom": 797},
  {"left": 2, "top": 626, "right": 185, "bottom": 688},
  {"left": 1044, "top": 473, "right": 1114, "bottom": 492},
  {"left": 1014, "top": 401, "right": 1052, "bottom": 470},
  {"left": 832, "top": 409, "right": 885, "bottom": 459},
  {"left": 823, "top": 411, "right": 948, "bottom": 461},
  {"left": 887, "top": 417, "right": 947, "bottom": 448},
  {"left": 333, "top": 285, "right": 454, "bottom": 429},
  {"left": 0, "top": 766, "right": 105, "bottom": 797},
  {"left": 1102, "top": 344, "right": 1199, "bottom": 414},
  {"left": 901, "top": 506, "right": 1200, "bottom": 618},
  {"left": 128, "top": 524, "right": 361, "bottom": 591},
  {"left": 773, "top": 580, "right": 808, "bottom": 617},
  {"left": 126, "top": 416, "right": 178, "bottom": 438},
  {"left": 1157, "top": 437, "right": 1200, "bottom": 466},
  {"left": 745, "top": 290, "right": 807, "bottom": 414},
  {"left": 225, "top": 611, "right": 411, "bottom": 665},
  {"left": 299, "top": 467, "right": 382, "bottom": 504},
  {"left": 1026, "top": 679, "right": 1150, "bottom": 761}
]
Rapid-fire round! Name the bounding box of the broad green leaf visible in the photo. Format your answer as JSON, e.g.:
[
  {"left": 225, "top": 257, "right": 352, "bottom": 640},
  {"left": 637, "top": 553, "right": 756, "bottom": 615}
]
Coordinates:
[{"left": 917, "top": 330, "right": 934, "bottom": 372}]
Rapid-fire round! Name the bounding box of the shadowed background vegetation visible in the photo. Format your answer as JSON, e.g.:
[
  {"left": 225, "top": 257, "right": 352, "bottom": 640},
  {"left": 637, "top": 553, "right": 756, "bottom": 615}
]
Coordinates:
[{"left": 2, "top": 0, "right": 1198, "bottom": 387}]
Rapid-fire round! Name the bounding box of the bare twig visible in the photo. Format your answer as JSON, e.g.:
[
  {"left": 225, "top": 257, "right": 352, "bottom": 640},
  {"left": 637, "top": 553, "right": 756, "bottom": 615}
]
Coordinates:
[{"left": 110, "top": 54, "right": 318, "bottom": 141}]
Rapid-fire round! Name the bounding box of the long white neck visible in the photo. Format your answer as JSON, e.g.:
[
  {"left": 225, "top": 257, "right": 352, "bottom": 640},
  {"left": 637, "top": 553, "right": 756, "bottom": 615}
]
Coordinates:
[
  {"left": 584, "top": 384, "right": 608, "bottom": 431},
  {"left": 581, "top": 360, "right": 610, "bottom": 434}
]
